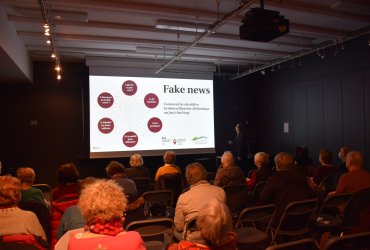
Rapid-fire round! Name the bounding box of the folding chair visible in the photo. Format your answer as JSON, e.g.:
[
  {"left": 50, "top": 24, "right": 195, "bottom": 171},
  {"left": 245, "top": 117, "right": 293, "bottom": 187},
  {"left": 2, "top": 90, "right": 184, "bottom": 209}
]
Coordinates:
[
  {"left": 270, "top": 199, "right": 317, "bottom": 244},
  {"left": 142, "top": 190, "right": 173, "bottom": 218},
  {"left": 126, "top": 217, "right": 174, "bottom": 250},
  {"left": 223, "top": 184, "right": 247, "bottom": 220},
  {"left": 131, "top": 177, "right": 152, "bottom": 196},
  {"left": 313, "top": 193, "right": 352, "bottom": 236},
  {"left": 247, "top": 181, "right": 267, "bottom": 206},
  {"left": 236, "top": 204, "right": 276, "bottom": 250},
  {"left": 32, "top": 184, "right": 52, "bottom": 206},
  {"left": 322, "top": 231, "right": 370, "bottom": 250}
]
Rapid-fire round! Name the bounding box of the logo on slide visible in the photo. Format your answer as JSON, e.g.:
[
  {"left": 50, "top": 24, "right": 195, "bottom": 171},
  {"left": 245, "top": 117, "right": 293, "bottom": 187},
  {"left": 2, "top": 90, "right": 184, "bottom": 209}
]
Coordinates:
[
  {"left": 173, "top": 139, "right": 176, "bottom": 145},
  {"left": 192, "top": 136, "right": 208, "bottom": 144}
]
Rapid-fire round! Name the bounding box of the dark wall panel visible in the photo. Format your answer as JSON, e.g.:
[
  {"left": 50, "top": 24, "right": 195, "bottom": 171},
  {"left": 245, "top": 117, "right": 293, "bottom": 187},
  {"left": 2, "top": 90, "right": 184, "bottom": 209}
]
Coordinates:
[
  {"left": 323, "top": 77, "right": 343, "bottom": 153},
  {"left": 342, "top": 72, "right": 365, "bottom": 153},
  {"left": 279, "top": 89, "right": 293, "bottom": 153},
  {"left": 364, "top": 70, "right": 370, "bottom": 170},
  {"left": 261, "top": 91, "right": 280, "bottom": 154},
  {"left": 292, "top": 86, "right": 308, "bottom": 148},
  {"left": 307, "top": 83, "right": 324, "bottom": 162}
]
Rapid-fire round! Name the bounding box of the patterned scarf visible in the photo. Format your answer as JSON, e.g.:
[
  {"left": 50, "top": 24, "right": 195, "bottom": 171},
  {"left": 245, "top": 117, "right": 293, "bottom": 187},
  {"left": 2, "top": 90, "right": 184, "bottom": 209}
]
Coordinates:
[{"left": 86, "top": 219, "right": 124, "bottom": 236}]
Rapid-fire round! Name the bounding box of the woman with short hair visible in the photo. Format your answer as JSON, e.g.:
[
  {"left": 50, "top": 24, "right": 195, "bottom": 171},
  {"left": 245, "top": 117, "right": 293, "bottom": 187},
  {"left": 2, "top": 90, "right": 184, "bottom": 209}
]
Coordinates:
[{"left": 60, "top": 179, "right": 145, "bottom": 250}]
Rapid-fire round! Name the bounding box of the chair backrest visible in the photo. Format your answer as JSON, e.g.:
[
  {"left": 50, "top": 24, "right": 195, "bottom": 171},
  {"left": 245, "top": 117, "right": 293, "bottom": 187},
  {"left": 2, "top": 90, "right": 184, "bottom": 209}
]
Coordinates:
[
  {"left": 125, "top": 217, "right": 174, "bottom": 243},
  {"left": 223, "top": 184, "right": 247, "bottom": 215},
  {"left": 342, "top": 187, "right": 370, "bottom": 228},
  {"left": 248, "top": 181, "right": 267, "bottom": 206},
  {"left": 142, "top": 190, "right": 173, "bottom": 217},
  {"left": 236, "top": 204, "right": 276, "bottom": 233},
  {"left": 183, "top": 217, "right": 198, "bottom": 240},
  {"left": 265, "top": 238, "right": 318, "bottom": 250},
  {"left": 317, "top": 193, "right": 352, "bottom": 216},
  {"left": 131, "top": 177, "right": 152, "bottom": 196},
  {"left": 32, "top": 184, "right": 52, "bottom": 204},
  {"left": 323, "top": 231, "right": 370, "bottom": 250},
  {"left": 273, "top": 199, "right": 317, "bottom": 239},
  {"left": 157, "top": 173, "right": 183, "bottom": 205}
]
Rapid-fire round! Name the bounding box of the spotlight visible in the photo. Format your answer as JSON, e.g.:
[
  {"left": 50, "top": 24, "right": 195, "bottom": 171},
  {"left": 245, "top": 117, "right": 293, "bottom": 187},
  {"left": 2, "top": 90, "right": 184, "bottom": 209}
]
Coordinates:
[
  {"left": 46, "top": 39, "right": 51, "bottom": 44},
  {"left": 57, "top": 74, "right": 62, "bottom": 80},
  {"left": 341, "top": 44, "right": 344, "bottom": 50},
  {"left": 51, "top": 53, "right": 56, "bottom": 58},
  {"left": 261, "top": 70, "right": 266, "bottom": 75}
]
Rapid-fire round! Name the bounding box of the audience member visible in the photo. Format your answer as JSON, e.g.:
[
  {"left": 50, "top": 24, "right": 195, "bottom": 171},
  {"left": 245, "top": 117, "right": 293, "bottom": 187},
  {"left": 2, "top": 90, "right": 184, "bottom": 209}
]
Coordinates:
[
  {"left": 214, "top": 151, "right": 246, "bottom": 187},
  {"left": 55, "top": 179, "right": 145, "bottom": 250},
  {"left": 154, "top": 151, "right": 182, "bottom": 181},
  {"left": 308, "top": 149, "right": 337, "bottom": 189},
  {"left": 0, "top": 176, "right": 46, "bottom": 241},
  {"left": 174, "top": 163, "right": 226, "bottom": 242},
  {"left": 106, "top": 160, "right": 138, "bottom": 203},
  {"left": 168, "top": 198, "right": 237, "bottom": 250},
  {"left": 331, "top": 151, "right": 370, "bottom": 195},
  {"left": 291, "top": 146, "right": 314, "bottom": 177},
  {"left": 259, "top": 152, "right": 315, "bottom": 224},
  {"left": 52, "top": 163, "right": 79, "bottom": 201},
  {"left": 16, "top": 167, "right": 45, "bottom": 204},
  {"left": 246, "top": 152, "right": 273, "bottom": 190},
  {"left": 338, "top": 146, "right": 350, "bottom": 176},
  {"left": 56, "top": 177, "right": 97, "bottom": 239},
  {"left": 124, "top": 154, "right": 151, "bottom": 179}
]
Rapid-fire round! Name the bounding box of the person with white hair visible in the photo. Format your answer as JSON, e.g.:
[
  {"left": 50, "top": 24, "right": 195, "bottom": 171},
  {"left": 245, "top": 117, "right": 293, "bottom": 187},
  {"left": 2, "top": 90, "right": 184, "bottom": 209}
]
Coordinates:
[{"left": 214, "top": 151, "right": 245, "bottom": 187}]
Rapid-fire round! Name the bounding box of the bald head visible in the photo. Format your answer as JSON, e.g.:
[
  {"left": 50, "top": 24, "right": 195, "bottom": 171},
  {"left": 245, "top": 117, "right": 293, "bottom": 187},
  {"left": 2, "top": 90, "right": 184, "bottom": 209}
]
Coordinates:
[{"left": 345, "top": 151, "right": 363, "bottom": 170}]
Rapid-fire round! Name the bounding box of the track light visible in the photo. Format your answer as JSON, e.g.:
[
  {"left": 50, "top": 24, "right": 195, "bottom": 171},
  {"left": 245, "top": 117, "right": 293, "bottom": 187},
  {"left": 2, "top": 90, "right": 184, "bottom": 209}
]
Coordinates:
[{"left": 261, "top": 70, "right": 265, "bottom": 75}]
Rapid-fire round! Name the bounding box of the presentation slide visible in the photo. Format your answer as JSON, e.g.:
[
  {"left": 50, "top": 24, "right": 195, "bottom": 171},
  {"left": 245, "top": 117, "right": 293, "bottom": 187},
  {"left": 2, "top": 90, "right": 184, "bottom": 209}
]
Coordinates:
[{"left": 89, "top": 75, "right": 215, "bottom": 158}]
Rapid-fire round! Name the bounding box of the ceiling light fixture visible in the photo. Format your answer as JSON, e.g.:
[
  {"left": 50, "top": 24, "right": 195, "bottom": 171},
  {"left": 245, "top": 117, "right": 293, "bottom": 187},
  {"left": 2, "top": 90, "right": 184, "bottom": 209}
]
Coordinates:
[
  {"left": 38, "top": 0, "right": 62, "bottom": 81},
  {"left": 155, "top": 19, "right": 209, "bottom": 33}
]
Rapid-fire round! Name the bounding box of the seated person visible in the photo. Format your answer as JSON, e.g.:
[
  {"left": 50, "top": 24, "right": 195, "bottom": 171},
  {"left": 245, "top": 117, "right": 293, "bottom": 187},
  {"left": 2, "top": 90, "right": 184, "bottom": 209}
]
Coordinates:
[
  {"left": 259, "top": 152, "right": 315, "bottom": 225},
  {"left": 56, "top": 177, "right": 97, "bottom": 239},
  {"left": 174, "top": 163, "right": 226, "bottom": 242},
  {"left": 125, "top": 154, "right": 151, "bottom": 179},
  {"left": 106, "top": 160, "right": 138, "bottom": 203},
  {"left": 310, "top": 149, "right": 337, "bottom": 187},
  {"left": 168, "top": 198, "right": 237, "bottom": 250},
  {"left": 0, "top": 176, "right": 46, "bottom": 241},
  {"left": 330, "top": 151, "right": 370, "bottom": 195},
  {"left": 16, "top": 167, "right": 46, "bottom": 204},
  {"left": 55, "top": 179, "right": 145, "bottom": 250},
  {"left": 214, "top": 151, "right": 245, "bottom": 187},
  {"left": 154, "top": 151, "right": 182, "bottom": 182},
  {"left": 52, "top": 163, "right": 80, "bottom": 201},
  {"left": 246, "top": 152, "right": 273, "bottom": 190},
  {"left": 337, "top": 146, "right": 350, "bottom": 176}
]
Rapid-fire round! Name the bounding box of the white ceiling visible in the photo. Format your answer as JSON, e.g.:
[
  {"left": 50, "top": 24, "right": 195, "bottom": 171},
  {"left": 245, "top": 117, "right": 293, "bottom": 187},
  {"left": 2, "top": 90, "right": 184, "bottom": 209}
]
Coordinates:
[{"left": 0, "top": 0, "right": 369, "bottom": 82}]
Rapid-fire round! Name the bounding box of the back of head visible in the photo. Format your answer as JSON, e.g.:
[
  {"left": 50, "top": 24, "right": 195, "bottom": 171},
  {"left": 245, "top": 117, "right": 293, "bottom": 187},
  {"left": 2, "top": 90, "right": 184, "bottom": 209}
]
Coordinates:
[
  {"left": 346, "top": 151, "right": 363, "bottom": 170},
  {"left": 16, "top": 167, "right": 36, "bottom": 185},
  {"left": 221, "top": 151, "right": 235, "bottom": 168},
  {"left": 186, "top": 162, "right": 207, "bottom": 185},
  {"left": 163, "top": 151, "right": 176, "bottom": 164},
  {"left": 254, "top": 152, "right": 269, "bottom": 168},
  {"left": 319, "top": 149, "right": 333, "bottom": 164},
  {"left": 76, "top": 177, "right": 97, "bottom": 196},
  {"left": 274, "top": 152, "right": 293, "bottom": 171},
  {"left": 129, "top": 154, "right": 144, "bottom": 168},
  {"left": 0, "top": 176, "right": 21, "bottom": 206},
  {"left": 339, "top": 146, "right": 351, "bottom": 161},
  {"left": 57, "top": 163, "right": 79, "bottom": 185},
  {"left": 105, "top": 161, "right": 125, "bottom": 178},
  {"left": 196, "top": 198, "right": 233, "bottom": 246},
  {"left": 79, "top": 179, "right": 127, "bottom": 224}
]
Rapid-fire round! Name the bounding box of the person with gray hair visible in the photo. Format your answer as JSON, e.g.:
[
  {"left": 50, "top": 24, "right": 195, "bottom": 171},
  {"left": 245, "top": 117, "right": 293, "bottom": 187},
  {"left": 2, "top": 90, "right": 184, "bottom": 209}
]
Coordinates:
[
  {"left": 331, "top": 151, "right": 370, "bottom": 195},
  {"left": 214, "top": 151, "right": 246, "bottom": 187},
  {"left": 259, "top": 152, "right": 314, "bottom": 224},
  {"left": 174, "top": 162, "right": 226, "bottom": 242},
  {"left": 168, "top": 198, "right": 237, "bottom": 250},
  {"left": 125, "top": 154, "right": 151, "bottom": 179}
]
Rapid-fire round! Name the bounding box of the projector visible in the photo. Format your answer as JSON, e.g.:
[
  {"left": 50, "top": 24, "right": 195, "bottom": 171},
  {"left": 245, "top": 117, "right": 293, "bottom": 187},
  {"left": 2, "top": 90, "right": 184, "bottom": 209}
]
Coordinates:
[{"left": 239, "top": 8, "right": 289, "bottom": 42}]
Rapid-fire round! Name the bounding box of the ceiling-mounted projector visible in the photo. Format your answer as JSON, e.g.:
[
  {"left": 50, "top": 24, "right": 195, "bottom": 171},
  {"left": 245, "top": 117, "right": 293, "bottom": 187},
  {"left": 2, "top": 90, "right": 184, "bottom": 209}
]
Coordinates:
[{"left": 239, "top": 7, "right": 289, "bottom": 42}]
